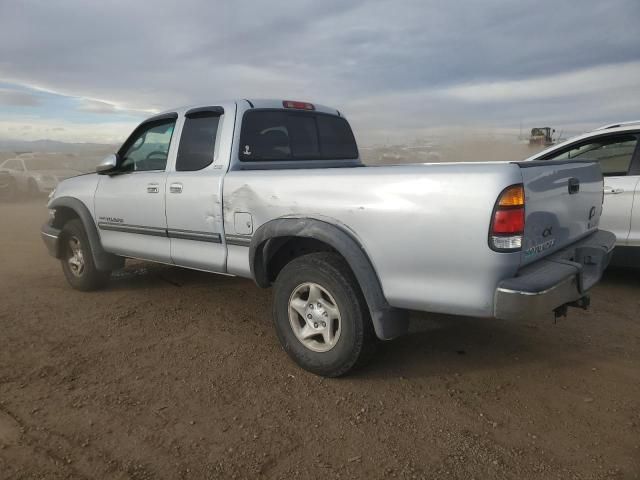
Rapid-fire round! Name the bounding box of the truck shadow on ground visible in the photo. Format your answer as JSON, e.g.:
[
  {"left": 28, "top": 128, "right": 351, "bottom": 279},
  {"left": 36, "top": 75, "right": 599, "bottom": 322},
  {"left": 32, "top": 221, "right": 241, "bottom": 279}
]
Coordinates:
[
  {"left": 360, "top": 312, "right": 557, "bottom": 379},
  {"left": 599, "top": 266, "right": 639, "bottom": 287},
  {"left": 104, "top": 260, "right": 634, "bottom": 379},
  {"left": 108, "top": 261, "right": 244, "bottom": 290}
]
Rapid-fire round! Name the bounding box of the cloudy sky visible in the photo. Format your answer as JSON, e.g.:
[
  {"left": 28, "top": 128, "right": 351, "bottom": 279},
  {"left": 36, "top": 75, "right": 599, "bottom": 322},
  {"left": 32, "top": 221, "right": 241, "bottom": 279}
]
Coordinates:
[{"left": 0, "top": 0, "right": 639, "bottom": 145}]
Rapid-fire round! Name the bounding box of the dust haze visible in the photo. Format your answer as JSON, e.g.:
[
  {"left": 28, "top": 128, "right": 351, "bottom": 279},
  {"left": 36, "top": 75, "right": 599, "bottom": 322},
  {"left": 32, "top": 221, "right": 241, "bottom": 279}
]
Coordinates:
[
  {"left": 0, "top": 133, "right": 549, "bottom": 175},
  {"left": 1, "top": 133, "right": 639, "bottom": 478},
  {"left": 0, "top": 133, "right": 549, "bottom": 203}
]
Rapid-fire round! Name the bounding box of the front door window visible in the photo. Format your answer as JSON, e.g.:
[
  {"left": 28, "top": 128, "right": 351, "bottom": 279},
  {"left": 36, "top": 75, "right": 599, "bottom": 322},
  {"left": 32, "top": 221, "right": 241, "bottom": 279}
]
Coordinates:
[{"left": 119, "top": 120, "right": 176, "bottom": 172}]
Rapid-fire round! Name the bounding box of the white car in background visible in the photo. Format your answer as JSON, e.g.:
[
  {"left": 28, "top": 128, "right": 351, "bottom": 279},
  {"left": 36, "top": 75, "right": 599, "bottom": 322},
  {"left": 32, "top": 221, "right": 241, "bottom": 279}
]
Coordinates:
[
  {"left": 0, "top": 154, "right": 82, "bottom": 196},
  {"left": 0, "top": 170, "right": 13, "bottom": 200},
  {"left": 525, "top": 121, "right": 640, "bottom": 266}
]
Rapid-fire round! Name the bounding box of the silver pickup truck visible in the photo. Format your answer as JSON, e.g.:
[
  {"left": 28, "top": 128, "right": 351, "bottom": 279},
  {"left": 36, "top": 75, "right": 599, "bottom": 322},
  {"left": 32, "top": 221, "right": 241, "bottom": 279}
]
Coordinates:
[{"left": 41, "top": 99, "right": 615, "bottom": 376}]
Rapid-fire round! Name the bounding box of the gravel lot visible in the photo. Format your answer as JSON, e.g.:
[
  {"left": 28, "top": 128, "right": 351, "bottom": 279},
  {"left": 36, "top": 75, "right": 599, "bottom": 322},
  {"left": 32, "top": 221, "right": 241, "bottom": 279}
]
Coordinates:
[{"left": 1, "top": 200, "right": 639, "bottom": 479}]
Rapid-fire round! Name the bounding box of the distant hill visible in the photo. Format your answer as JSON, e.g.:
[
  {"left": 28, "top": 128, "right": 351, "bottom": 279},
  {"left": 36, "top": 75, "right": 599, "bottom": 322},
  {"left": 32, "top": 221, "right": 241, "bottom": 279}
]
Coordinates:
[
  {"left": 0, "top": 138, "right": 117, "bottom": 154},
  {"left": 0, "top": 139, "right": 119, "bottom": 173}
]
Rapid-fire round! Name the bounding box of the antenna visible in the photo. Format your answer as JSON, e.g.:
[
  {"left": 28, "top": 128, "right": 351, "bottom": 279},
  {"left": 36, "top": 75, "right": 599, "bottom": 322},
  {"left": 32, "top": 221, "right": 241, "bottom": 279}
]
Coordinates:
[{"left": 519, "top": 119, "right": 522, "bottom": 140}]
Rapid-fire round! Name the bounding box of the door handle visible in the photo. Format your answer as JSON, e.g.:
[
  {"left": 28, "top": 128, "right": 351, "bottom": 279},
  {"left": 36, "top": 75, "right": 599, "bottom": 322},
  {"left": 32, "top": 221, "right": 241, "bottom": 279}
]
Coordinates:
[
  {"left": 147, "top": 184, "right": 159, "bottom": 193},
  {"left": 169, "top": 183, "right": 183, "bottom": 194},
  {"left": 604, "top": 186, "right": 624, "bottom": 195},
  {"left": 568, "top": 177, "right": 580, "bottom": 194}
]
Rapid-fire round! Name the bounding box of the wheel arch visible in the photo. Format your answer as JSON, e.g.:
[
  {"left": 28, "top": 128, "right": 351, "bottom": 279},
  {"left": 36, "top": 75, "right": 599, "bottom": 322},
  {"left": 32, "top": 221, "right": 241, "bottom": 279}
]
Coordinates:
[
  {"left": 249, "top": 217, "right": 408, "bottom": 340},
  {"left": 49, "top": 196, "right": 124, "bottom": 271}
]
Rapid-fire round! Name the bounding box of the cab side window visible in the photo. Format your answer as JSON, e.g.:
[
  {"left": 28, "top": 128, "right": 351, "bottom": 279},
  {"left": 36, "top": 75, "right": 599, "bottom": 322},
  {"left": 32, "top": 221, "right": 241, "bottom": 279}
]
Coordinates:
[
  {"left": 176, "top": 113, "right": 220, "bottom": 171},
  {"left": 545, "top": 135, "right": 638, "bottom": 176},
  {"left": 119, "top": 119, "right": 176, "bottom": 172}
]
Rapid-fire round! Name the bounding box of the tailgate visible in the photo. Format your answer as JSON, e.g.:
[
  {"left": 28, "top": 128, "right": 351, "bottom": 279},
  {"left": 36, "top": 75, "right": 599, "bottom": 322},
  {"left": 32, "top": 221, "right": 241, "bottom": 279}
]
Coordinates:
[{"left": 516, "top": 159, "right": 604, "bottom": 266}]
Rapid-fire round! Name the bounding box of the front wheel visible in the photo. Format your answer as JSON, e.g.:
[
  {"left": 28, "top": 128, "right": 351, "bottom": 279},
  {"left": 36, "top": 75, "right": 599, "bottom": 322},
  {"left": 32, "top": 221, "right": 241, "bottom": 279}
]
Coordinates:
[
  {"left": 60, "top": 219, "right": 111, "bottom": 291},
  {"left": 272, "top": 252, "right": 376, "bottom": 377}
]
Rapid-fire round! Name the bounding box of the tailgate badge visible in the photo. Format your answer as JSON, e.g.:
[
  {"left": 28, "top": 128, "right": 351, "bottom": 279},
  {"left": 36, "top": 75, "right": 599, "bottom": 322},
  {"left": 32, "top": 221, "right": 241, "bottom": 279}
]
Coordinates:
[{"left": 525, "top": 238, "right": 555, "bottom": 257}]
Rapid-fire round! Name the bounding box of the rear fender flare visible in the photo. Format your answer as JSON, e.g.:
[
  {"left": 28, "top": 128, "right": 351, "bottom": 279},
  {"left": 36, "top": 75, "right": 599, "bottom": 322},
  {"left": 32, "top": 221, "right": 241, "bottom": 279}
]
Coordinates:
[{"left": 250, "top": 217, "right": 408, "bottom": 340}]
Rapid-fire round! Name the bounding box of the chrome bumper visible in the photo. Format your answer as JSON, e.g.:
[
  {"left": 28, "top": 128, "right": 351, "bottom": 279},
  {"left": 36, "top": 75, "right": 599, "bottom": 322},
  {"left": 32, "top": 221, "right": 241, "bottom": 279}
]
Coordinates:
[
  {"left": 494, "top": 230, "right": 616, "bottom": 320},
  {"left": 41, "top": 222, "right": 62, "bottom": 259}
]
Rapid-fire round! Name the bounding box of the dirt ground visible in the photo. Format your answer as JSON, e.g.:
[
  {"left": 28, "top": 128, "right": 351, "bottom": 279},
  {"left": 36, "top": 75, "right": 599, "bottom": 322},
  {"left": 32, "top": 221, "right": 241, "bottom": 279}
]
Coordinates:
[{"left": 0, "top": 200, "right": 638, "bottom": 480}]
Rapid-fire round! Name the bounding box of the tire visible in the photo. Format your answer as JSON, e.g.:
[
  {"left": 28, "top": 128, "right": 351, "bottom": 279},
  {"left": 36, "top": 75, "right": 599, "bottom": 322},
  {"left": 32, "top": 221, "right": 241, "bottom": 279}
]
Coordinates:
[
  {"left": 60, "top": 219, "right": 111, "bottom": 291},
  {"left": 272, "top": 252, "right": 377, "bottom": 377},
  {"left": 27, "top": 178, "right": 40, "bottom": 197},
  {"left": 0, "top": 178, "right": 16, "bottom": 201}
]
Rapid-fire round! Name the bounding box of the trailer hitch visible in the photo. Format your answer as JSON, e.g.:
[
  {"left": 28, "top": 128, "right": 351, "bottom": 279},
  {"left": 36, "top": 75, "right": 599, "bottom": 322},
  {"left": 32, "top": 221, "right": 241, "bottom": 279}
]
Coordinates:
[{"left": 554, "top": 295, "right": 590, "bottom": 321}]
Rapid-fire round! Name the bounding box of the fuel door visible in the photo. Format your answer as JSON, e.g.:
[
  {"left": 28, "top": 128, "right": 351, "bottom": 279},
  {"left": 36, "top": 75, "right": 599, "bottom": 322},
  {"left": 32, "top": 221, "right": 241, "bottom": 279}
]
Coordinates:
[{"left": 234, "top": 212, "right": 253, "bottom": 235}]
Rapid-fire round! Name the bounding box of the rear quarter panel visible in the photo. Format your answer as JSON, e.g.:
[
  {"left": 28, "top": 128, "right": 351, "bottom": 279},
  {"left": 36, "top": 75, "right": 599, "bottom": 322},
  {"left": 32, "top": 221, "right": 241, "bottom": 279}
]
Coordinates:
[{"left": 223, "top": 162, "right": 523, "bottom": 317}]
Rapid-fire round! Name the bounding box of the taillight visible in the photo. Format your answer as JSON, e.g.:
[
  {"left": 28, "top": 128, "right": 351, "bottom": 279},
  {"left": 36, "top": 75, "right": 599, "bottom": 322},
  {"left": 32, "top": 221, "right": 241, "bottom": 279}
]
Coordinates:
[
  {"left": 492, "top": 209, "right": 525, "bottom": 233},
  {"left": 490, "top": 184, "right": 525, "bottom": 251},
  {"left": 283, "top": 100, "right": 315, "bottom": 110}
]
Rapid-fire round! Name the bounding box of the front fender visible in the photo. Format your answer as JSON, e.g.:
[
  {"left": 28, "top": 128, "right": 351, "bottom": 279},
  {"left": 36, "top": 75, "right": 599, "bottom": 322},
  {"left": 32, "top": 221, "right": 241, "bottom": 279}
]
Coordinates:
[{"left": 49, "top": 196, "right": 123, "bottom": 271}]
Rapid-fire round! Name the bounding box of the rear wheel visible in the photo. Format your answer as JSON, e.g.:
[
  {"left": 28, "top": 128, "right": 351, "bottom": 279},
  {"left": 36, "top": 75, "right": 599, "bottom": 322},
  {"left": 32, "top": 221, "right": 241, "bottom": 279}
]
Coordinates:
[
  {"left": 60, "top": 219, "right": 111, "bottom": 291},
  {"left": 272, "top": 252, "right": 376, "bottom": 377}
]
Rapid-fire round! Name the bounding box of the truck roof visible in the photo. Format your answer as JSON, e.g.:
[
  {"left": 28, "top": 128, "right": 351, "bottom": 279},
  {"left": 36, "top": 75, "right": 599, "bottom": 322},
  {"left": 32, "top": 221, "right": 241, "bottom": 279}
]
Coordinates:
[{"left": 156, "top": 99, "right": 342, "bottom": 117}]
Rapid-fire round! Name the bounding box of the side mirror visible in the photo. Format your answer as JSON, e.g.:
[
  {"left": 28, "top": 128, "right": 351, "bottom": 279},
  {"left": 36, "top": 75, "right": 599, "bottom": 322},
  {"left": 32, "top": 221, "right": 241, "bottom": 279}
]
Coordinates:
[{"left": 96, "top": 154, "right": 118, "bottom": 174}]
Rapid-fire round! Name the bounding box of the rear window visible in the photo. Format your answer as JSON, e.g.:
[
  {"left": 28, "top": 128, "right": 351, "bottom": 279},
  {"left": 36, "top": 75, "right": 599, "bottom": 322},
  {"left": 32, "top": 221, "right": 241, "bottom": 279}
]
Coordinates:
[{"left": 239, "top": 110, "right": 358, "bottom": 161}]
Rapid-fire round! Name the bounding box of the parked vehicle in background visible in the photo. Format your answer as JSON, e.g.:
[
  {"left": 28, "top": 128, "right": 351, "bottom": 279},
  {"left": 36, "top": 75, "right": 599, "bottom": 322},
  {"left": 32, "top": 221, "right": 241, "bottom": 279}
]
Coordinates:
[
  {"left": 0, "top": 154, "right": 82, "bottom": 196},
  {"left": 0, "top": 170, "right": 16, "bottom": 200},
  {"left": 41, "top": 99, "right": 614, "bottom": 376},
  {"left": 525, "top": 121, "right": 640, "bottom": 266},
  {"left": 529, "top": 127, "right": 556, "bottom": 146}
]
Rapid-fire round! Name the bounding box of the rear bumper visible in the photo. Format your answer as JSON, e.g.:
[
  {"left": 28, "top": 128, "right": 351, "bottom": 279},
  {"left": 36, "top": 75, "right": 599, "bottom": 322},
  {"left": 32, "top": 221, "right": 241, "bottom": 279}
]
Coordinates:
[
  {"left": 494, "top": 230, "right": 615, "bottom": 320},
  {"left": 41, "top": 222, "right": 62, "bottom": 258}
]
